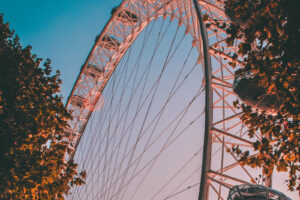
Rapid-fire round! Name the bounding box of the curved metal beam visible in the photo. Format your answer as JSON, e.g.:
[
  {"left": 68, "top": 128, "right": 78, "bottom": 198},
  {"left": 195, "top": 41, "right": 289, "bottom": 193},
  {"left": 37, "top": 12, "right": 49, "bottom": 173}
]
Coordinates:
[{"left": 192, "top": 0, "right": 213, "bottom": 199}]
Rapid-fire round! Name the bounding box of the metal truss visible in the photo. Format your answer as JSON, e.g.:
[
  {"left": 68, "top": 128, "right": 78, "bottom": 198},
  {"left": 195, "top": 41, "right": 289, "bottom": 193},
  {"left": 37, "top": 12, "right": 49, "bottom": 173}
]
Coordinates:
[{"left": 65, "top": 0, "right": 262, "bottom": 199}]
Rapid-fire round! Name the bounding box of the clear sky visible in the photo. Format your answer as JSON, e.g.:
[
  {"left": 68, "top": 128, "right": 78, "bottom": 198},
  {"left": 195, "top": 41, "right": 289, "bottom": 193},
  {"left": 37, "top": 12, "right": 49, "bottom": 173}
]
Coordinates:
[
  {"left": 1, "top": 0, "right": 122, "bottom": 102},
  {"left": 1, "top": 1, "right": 298, "bottom": 199}
]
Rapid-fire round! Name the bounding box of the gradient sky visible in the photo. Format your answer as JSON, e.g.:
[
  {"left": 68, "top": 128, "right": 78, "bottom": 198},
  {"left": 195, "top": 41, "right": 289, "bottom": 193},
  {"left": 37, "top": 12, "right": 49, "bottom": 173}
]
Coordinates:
[
  {"left": 1, "top": 1, "right": 298, "bottom": 199},
  {"left": 1, "top": 0, "right": 121, "bottom": 103}
]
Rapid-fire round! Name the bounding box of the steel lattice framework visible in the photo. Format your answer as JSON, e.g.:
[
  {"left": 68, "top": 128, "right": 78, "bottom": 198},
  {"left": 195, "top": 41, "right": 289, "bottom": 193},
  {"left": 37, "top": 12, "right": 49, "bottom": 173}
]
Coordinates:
[{"left": 65, "top": 0, "right": 263, "bottom": 199}]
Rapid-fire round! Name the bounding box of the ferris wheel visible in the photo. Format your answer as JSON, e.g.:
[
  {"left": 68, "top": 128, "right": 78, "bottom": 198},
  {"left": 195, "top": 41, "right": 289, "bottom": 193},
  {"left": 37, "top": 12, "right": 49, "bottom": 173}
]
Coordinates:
[{"left": 63, "top": 0, "right": 288, "bottom": 199}]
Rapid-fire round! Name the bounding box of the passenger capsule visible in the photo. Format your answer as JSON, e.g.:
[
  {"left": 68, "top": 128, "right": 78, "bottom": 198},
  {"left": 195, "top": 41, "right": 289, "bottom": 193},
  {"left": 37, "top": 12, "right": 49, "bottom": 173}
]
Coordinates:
[
  {"left": 85, "top": 64, "right": 104, "bottom": 78},
  {"left": 233, "top": 74, "right": 281, "bottom": 113},
  {"left": 111, "top": 7, "right": 138, "bottom": 24},
  {"left": 225, "top": 1, "right": 254, "bottom": 28},
  {"left": 97, "top": 35, "right": 120, "bottom": 51},
  {"left": 228, "top": 184, "right": 291, "bottom": 200},
  {"left": 64, "top": 130, "right": 71, "bottom": 138},
  {"left": 70, "top": 95, "right": 86, "bottom": 108}
]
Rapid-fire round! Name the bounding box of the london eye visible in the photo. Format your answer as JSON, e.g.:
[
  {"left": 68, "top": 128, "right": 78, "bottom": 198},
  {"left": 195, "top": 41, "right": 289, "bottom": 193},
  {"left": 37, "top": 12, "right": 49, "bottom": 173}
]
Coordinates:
[{"left": 64, "top": 0, "right": 292, "bottom": 199}]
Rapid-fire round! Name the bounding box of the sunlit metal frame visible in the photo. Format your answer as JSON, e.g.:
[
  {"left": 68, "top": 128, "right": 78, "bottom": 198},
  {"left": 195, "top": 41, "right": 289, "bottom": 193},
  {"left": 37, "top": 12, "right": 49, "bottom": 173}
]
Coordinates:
[{"left": 65, "top": 0, "right": 262, "bottom": 199}]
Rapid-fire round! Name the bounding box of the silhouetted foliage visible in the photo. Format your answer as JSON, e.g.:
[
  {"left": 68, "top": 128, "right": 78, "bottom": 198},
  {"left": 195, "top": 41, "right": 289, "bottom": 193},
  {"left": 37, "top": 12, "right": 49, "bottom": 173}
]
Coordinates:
[
  {"left": 0, "top": 14, "right": 84, "bottom": 199},
  {"left": 220, "top": 0, "right": 299, "bottom": 194}
]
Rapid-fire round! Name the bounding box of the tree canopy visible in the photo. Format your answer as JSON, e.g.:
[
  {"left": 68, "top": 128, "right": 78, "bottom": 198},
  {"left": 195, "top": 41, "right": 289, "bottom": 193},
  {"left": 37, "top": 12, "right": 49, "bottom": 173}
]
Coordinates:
[
  {"left": 221, "top": 0, "right": 299, "bottom": 194},
  {"left": 0, "top": 14, "right": 84, "bottom": 199}
]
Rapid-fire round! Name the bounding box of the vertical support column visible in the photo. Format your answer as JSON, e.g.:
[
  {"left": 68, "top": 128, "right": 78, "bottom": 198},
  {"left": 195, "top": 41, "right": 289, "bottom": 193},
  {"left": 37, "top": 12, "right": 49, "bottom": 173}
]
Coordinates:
[
  {"left": 264, "top": 134, "right": 273, "bottom": 188},
  {"left": 264, "top": 160, "right": 273, "bottom": 188},
  {"left": 192, "top": 0, "right": 213, "bottom": 200},
  {"left": 265, "top": 174, "right": 273, "bottom": 187}
]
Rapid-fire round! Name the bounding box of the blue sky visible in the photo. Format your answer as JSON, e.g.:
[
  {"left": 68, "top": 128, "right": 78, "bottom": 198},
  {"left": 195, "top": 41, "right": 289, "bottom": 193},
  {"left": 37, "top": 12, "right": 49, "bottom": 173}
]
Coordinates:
[
  {"left": 1, "top": 1, "right": 298, "bottom": 199},
  {"left": 1, "top": 0, "right": 121, "bottom": 102}
]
